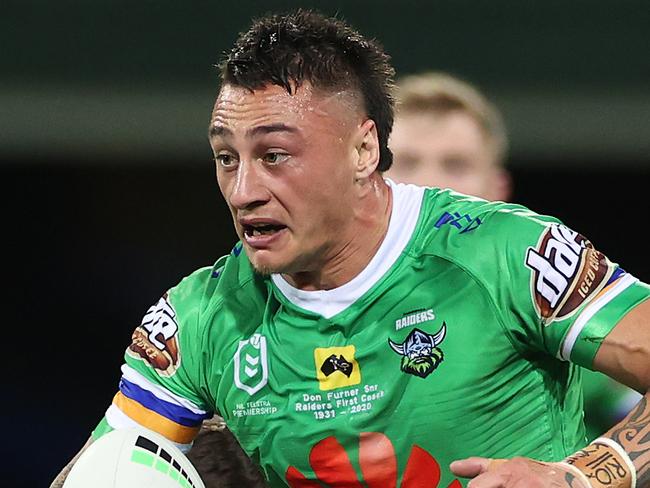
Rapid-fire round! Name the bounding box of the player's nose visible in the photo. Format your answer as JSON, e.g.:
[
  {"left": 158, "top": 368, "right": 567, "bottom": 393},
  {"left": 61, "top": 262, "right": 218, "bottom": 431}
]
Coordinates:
[{"left": 229, "top": 160, "right": 271, "bottom": 211}]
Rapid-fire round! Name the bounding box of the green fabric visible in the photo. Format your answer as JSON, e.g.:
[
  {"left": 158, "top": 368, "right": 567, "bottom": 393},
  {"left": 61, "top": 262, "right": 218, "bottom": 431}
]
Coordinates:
[
  {"left": 571, "top": 286, "right": 650, "bottom": 366},
  {"left": 91, "top": 416, "right": 113, "bottom": 441},
  {"left": 114, "top": 187, "right": 650, "bottom": 487}
]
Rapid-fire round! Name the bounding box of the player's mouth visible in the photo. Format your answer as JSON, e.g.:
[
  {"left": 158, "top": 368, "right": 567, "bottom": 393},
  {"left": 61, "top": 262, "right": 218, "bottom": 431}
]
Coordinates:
[{"left": 240, "top": 220, "right": 288, "bottom": 248}]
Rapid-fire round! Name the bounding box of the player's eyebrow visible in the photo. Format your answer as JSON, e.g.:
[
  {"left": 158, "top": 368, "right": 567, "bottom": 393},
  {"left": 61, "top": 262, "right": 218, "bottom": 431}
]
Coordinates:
[
  {"left": 209, "top": 123, "right": 298, "bottom": 140},
  {"left": 246, "top": 123, "right": 298, "bottom": 137},
  {"left": 208, "top": 124, "right": 232, "bottom": 140}
]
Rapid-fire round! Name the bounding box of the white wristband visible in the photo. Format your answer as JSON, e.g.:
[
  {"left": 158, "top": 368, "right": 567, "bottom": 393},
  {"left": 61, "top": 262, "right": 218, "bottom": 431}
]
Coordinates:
[
  {"left": 592, "top": 437, "right": 637, "bottom": 488},
  {"left": 563, "top": 437, "right": 636, "bottom": 488}
]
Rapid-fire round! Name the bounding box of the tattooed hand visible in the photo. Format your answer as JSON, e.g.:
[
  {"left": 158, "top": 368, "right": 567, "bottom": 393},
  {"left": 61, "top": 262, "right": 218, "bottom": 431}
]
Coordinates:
[{"left": 450, "top": 457, "right": 590, "bottom": 488}]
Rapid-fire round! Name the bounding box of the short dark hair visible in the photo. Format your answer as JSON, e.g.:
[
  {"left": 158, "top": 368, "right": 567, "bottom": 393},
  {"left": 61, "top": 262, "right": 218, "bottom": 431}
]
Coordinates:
[{"left": 221, "top": 9, "right": 396, "bottom": 171}]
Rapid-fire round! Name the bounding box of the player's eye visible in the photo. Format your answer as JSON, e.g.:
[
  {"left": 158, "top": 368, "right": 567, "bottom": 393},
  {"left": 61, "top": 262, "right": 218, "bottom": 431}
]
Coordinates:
[
  {"left": 262, "top": 152, "right": 289, "bottom": 165},
  {"left": 442, "top": 156, "right": 473, "bottom": 175},
  {"left": 215, "top": 152, "right": 238, "bottom": 168}
]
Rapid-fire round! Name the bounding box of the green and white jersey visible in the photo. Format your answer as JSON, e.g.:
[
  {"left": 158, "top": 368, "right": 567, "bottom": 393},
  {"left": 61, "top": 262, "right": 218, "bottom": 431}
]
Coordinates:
[{"left": 95, "top": 181, "right": 650, "bottom": 487}]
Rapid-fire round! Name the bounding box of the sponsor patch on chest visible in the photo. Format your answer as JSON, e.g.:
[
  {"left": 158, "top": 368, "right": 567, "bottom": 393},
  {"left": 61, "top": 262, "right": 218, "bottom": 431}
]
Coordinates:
[{"left": 313, "top": 345, "right": 361, "bottom": 391}]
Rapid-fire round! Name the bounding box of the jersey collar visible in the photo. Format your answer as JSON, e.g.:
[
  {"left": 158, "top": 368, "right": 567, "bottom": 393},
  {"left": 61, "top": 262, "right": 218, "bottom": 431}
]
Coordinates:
[{"left": 271, "top": 179, "right": 425, "bottom": 319}]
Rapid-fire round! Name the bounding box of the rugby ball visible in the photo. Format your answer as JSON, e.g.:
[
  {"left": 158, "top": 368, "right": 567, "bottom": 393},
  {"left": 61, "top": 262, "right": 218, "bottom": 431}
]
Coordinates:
[{"left": 63, "top": 427, "right": 205, "bottom": 488}]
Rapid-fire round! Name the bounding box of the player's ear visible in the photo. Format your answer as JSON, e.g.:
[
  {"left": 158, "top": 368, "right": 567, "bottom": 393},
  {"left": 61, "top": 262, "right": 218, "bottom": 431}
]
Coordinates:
[{"left": 354, "top": 119, "right": 380, "bottom": 180}]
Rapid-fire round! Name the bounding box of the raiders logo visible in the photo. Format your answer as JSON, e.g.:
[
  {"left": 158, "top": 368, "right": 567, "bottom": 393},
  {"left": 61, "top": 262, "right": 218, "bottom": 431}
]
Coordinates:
[
  {"left": 526, "top": 224, "right": 615, "bottom": 325},
  {"left": 389, "top": 325, "right": 446, "bottom": 378},
  {"left": 127, "top": 293, "right": 181, "bottom": 376}
]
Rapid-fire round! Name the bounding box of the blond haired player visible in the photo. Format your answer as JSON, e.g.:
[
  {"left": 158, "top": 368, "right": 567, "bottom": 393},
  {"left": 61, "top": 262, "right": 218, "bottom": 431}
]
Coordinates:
[{"left": 387, "top": 72, "right": 511, "bottom": 202}]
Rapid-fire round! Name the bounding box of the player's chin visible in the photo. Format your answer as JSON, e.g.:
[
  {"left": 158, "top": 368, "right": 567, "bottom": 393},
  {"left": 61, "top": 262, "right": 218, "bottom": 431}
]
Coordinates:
[{"left": 246, "top": 249, "right": 293, "bottom": 276}]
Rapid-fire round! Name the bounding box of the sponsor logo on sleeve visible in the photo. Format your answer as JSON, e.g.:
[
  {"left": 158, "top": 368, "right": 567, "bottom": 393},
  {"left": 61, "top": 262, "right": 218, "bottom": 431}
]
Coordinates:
[
  {"left": 127, "top": 293, "right": 181, "bottom": 376},
  {"left": 525, "top": 224, "right": 615, "bottom": 325}
]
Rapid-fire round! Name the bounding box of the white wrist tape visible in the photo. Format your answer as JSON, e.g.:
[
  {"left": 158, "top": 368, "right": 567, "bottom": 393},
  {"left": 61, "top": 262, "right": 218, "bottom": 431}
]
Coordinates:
[
  {"left": 562, "top": 437, "right": 636, "bottom": 488},
  {"left": 592, "top": 437, "right": 637, "bottom": 488}
]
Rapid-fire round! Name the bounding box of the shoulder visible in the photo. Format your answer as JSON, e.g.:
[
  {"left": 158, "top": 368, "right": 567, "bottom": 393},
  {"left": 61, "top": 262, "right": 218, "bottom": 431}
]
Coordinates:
[
  {"left": 128, "top": 243, "right": 269, "bottom": 376},
  {"left": 169, "top": 242, "right": 266, "bottom": 316},
  {"left": 405, "top": 187, "right": 570, "bottom": 313},
  {"left": 414, "top": 187, "right": 561, "bottom": 261}
]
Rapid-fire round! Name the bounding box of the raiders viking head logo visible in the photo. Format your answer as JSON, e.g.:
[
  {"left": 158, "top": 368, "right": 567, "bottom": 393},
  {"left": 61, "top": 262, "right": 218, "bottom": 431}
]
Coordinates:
[
  {"left": 127, "top": 293, "right": 181, "bottom": 376},
  {"left": 389, "top": 324, "right": 446, "bottom": 378}
]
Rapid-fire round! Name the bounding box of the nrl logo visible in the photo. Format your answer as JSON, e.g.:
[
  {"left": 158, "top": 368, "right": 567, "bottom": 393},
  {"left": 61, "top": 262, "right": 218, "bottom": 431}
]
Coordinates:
[
  {"left": 234, "top": 333, "right": 269, "bottom": 396},
  {"left": 388, "top": 324, "right": 446, "bottom": 378}
]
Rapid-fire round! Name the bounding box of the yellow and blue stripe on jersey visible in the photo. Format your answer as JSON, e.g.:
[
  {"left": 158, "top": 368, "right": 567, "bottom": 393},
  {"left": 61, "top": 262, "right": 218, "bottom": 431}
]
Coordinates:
[{"left": 101, "top": 364, "right": 212, "bottom": 449}]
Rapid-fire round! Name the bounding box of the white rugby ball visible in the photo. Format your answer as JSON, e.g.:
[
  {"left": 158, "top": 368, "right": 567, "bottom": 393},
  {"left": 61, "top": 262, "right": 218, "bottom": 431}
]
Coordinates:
[{"left": 63, "top": 427, "right": 205, "bottom": 488}]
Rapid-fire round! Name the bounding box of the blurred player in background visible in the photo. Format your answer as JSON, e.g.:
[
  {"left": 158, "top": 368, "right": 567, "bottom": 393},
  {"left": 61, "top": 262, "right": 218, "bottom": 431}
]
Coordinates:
[
  {"left": 387, "top": 72, "right": 511, "bottom": 202},
  {"left": 387, "top": 70, "right": 641, "bottom": 442}
]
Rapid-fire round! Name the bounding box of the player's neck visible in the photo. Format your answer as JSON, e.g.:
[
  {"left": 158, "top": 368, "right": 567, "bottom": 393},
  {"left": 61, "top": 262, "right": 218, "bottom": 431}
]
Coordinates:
[{"left": 282, "top": 175, "right": 392, "bottom": 291}]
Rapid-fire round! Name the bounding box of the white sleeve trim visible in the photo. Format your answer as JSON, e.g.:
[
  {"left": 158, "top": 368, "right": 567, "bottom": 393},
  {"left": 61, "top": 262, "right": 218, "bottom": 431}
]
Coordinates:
[
  {"left": 105, "top": 404, "right": 193, "bottom": 453},
  {"left": 121, "top": 364, "right": 207, "bottom": 415},
  {"left": 559, "top": 274, "right": 637, "bottom": 361},
  {"left": 105, "top": 403, "right": 140, "bottom": 430}
]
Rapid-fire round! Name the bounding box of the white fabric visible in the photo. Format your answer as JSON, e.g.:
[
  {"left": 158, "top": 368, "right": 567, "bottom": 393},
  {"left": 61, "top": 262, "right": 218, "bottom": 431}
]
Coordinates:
[
  {"left": 121, "top": 364, "right": 207, "bottom": 414},
  {"left": 592, "top": 437, "right": 637, "bottom": 488},
  {"left": 105, "top": 403, "right": 142, "bottom": 431},
  {"left": 104, "top": 405, "right": 192, "bottom": 453}
]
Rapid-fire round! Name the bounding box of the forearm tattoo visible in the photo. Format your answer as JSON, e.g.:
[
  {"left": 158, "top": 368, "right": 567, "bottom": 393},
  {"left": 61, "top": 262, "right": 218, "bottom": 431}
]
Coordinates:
[{"left": 607, "top": 394, "right": 650, "bottom": 487}]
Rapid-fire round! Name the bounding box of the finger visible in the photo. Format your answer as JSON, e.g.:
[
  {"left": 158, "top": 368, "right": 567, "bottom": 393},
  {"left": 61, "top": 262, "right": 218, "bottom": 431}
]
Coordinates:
[{"left": 450, "top": 457, "right": 492, "bottom": 478}]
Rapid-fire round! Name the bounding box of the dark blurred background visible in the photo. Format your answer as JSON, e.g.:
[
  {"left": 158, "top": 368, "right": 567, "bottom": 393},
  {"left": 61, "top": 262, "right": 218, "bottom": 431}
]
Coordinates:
[{"left": 2, "top": 1, "right": 648, "bottom": 486}]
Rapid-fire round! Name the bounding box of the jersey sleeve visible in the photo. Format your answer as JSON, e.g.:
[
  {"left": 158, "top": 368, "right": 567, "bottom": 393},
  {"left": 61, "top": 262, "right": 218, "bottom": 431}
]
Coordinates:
[
  {"left": 470, "top": 204, "right": 650, "bottom": 368},
  {"left": 93, "top": 258, "right": 227, "bottom": 451}
]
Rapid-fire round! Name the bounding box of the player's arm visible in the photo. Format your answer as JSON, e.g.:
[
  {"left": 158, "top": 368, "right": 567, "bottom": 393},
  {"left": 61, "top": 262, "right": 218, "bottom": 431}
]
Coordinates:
[
  {"left": 49, "top": 437, "right": 93, "bottom": 488},
  {"left": 595, "top": 298, "right": 650, "bottom": 483},
  {"left": 451, "top": 298, "right": 650, "bottom": 488},
  {"left": 49, "top": 264, "right": 221, "bottom": 486}
]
